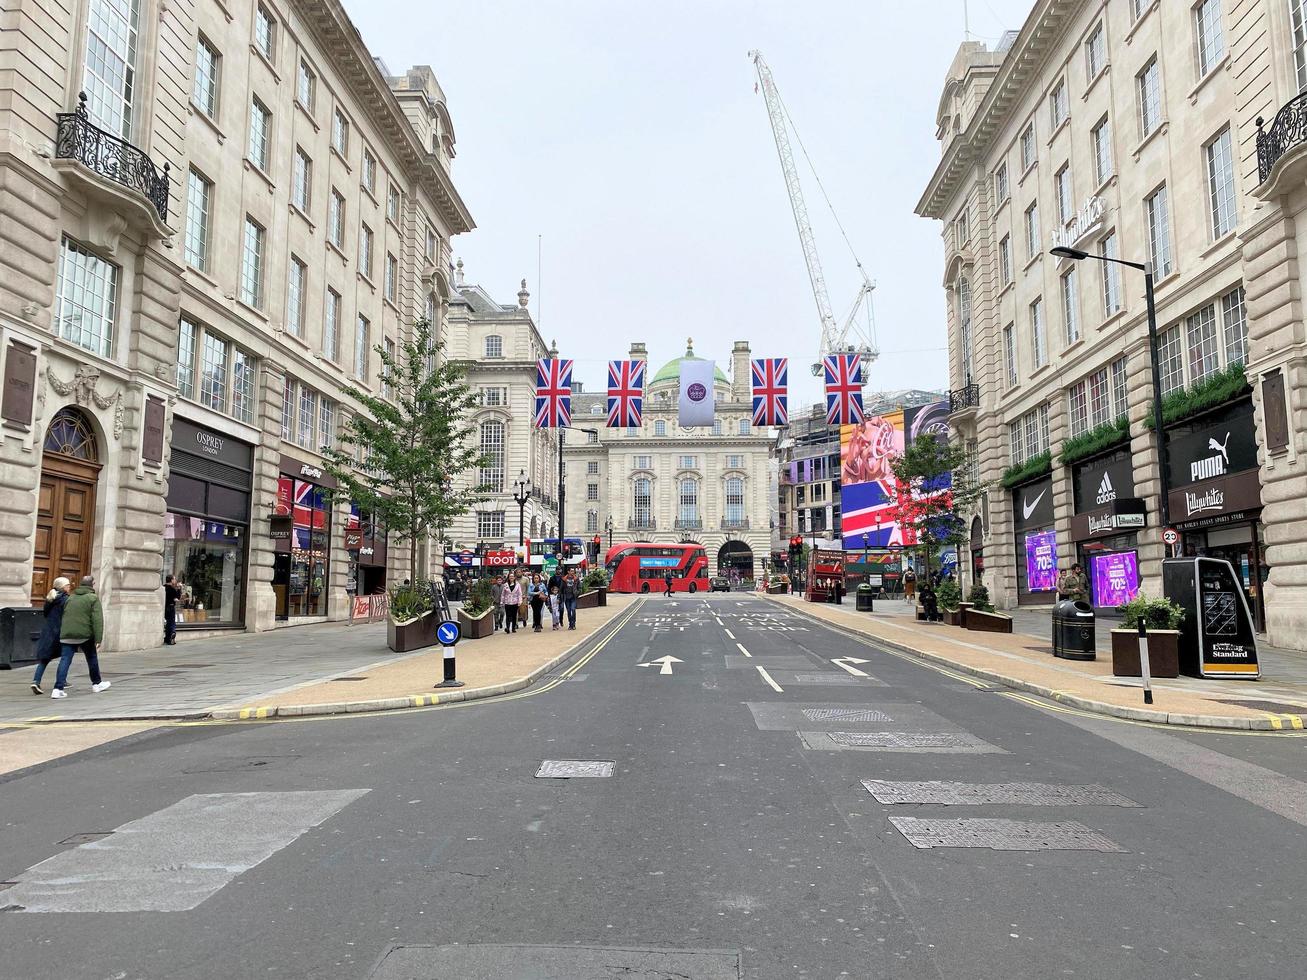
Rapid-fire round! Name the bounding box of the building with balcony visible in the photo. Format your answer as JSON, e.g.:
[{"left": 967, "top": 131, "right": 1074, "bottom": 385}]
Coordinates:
[
  {"left": 0, "top": 0, "right": 472, "bottom": 647},
  {"left": 561, "top": 340, "right": 777, "bottom": 581},
  {"left": 918, "top": 0, "right": 1307, "bottom": 650}
]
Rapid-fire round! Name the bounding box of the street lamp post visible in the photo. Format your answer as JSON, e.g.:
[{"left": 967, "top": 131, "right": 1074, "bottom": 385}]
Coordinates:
[
  {"left": 862, "top": 531, "right": 869, "bottom": 584},
  {"left": 1050, "top": 245, "right": 1171, "bottom": 537},
  {"left": 605, "top": 514, "right": 614, "bottom": 551},
  {"left": 512, "top": 470, "right": 531, "bottom": 547}
]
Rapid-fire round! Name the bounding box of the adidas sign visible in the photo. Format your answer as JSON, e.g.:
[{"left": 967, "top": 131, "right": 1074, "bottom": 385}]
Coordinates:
[{"left": 1095, "top": 472, "right": 1117, "bottom": 505}]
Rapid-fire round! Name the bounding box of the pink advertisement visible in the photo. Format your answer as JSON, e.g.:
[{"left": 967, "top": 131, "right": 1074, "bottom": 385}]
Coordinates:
[{"left": 1091, "top": 551, "right": 1140, "bottom": 608}]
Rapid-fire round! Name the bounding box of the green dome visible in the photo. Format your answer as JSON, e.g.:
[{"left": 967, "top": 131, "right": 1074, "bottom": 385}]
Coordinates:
[{"left": 650, "top": 341, "right": 730, "bottom": 386}]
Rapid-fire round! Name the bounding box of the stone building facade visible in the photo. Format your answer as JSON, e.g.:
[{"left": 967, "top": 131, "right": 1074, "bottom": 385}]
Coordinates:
[
  {"left": 0, "top": 0, "right": 471, "bottom": 649},
  {"left": 562, "top": 341, "right": 777, "bottom": 581},
  {"left": 917, "top": 0, "right": 1307, "bottom": 650}
]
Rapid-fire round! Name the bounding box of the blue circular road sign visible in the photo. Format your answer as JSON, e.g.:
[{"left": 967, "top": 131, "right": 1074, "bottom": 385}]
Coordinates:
[{"left": 437, "top": 620, "right": 460, "bottom": 646}]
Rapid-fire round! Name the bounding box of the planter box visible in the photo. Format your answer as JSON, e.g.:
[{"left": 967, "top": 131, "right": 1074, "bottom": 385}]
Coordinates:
[
  {"left": 944, "top": 609, "right": 964, "bottom": 626},
  {"left": 1110, "top": 628, "right": 1180, "bottom": 678},
  {"left": 458, "top": 607, "right": 494, "bottom": 639},
  {"left": 767, "top": 584, "right": 787, "bottom": 595},
  {"left": 963, "top": 608, "right": 1013, "bottom": 633},
  {"left": 576, "top": 590, "right": 600, "bottom": 610},
  {"left": 388, "top": 613, "right": 437, "bottom": 653}
]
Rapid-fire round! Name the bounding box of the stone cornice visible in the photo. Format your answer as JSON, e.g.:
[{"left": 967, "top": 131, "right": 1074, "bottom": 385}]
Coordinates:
[
  {"left": 292, "top": 0, "right": 474, "bottom": 235},
  {"left": 916, "top": 0, "right": 1088, "bottom": 219}
]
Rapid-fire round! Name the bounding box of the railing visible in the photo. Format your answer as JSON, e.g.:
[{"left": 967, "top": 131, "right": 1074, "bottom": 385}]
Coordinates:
[
  {"left": 55, "top": 93, "right": 170, "bottom": 222},
  {"left": 673, "top": 518, "right": 703, "bottom": 531},
  {"left": 627, "top": 517, "right": 656, "bottom": 531},
  {"left": 1257, "top": 95, "right": 1307, "bottom": 184},
  {"left": 948, "top": 383, "right": 980, "bottom": 414},
  {"left": 720, "top": 517, "right": 751, "bottom": 530}
]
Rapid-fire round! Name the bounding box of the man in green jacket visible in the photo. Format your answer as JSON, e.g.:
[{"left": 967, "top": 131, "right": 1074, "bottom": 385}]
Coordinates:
[{"left": 51, "top": 575, "right": 110, "bottom": 699}]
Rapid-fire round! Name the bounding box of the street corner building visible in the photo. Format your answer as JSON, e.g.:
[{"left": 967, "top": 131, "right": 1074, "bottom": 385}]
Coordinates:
[
  {"left": 0, "top": 0, "right": 473, "bottom": 650},
  {"left": 916, "top": 0, "right": 1307, "bottom": 650}
]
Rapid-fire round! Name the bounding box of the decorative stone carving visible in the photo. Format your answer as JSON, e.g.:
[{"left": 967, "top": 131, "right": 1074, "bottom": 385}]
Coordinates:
[{"left": 46, "top": 364, "right": 124, "bottom": 438}]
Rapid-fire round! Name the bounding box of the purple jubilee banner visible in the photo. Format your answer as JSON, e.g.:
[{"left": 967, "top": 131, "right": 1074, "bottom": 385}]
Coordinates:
[
  {"left": 1025, "top": 530, "right": 1057, "bottom": 592},
  {"left": 1091, "top": 551, "right": 1140, "bottom": 608}
]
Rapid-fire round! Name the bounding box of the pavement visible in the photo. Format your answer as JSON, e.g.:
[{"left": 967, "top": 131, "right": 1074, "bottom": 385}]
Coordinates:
[{"left": 1, "top": 593, "right": 1305, "bottom": 979}]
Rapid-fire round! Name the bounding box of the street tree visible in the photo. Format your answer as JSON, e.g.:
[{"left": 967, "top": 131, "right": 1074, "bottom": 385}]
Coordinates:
[
  {"left": 887, "top": 433, "right": 985, "bottom": 583},
  {"left": 322, "top": 318, "right": 487, "bottom": 596}
]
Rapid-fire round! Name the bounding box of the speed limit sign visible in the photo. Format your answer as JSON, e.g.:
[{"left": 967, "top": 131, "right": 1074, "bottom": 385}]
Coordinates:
[{"left": 1163, "top": 528, "right": 1179, "bottom": 546}]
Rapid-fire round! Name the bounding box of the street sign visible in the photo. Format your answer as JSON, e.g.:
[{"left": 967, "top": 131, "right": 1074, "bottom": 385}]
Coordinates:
[
  {"left": 436, "top": 620, "right": 460, "bottom": 647},
  {"left": 1163, "top": 528, "right": 1179, "bottom": 546}
]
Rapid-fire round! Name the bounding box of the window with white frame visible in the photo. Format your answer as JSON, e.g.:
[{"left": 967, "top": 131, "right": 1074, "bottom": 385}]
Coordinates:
[
  {"left": 359, "top": 223, "right": 374, "bottom": 279},
  {"left": 1003, "top": 322, "right": 1017, "bottom": 388},
  {"left": 248, "top": 97, "right": 271, "bottom": 170},
  {"left": 959, "top": 276, "right": 973, "bottom": 382},
  {"left": 1158, "top": 325, "right": 1185, "bottom": 395},
  {"left": 1061, "top": 267, "right": 1080, "bottom": 344},
  {"left": 739, "top": 419, "right": 752, "bottom": 435},
  {"left": 479, "top": 387, "right": 506, "bottom": 407},
  {"left": 955, "top": 210, "right": 969, "bottom": 247},
  {"left": 633, "top": 477, "right": 652, "bottom": 526},
  {"left": 318, "top": 398, "right": 335, "bottom": 452},
  {"left": 178, "top": 317, "right": 257, "bottom": 424},
  {"left": 585, "top": 510, "right": 599, "bottom": 533},
  {"left": 354, "top": 315, "right": 369, "bottom": 380},
  {"left": 1009, "top": 404, "right": 1050, "bottom": 463},
  {"left": 484, "top": 334, "right": 502, "bottom": 358},
  {"left": 1020, "top": 122, "right": 1036, "bottom": 170},
  {"left": 254, "top": 4, "right": 275, "bottom": 61},
  {"left": 654, "top": 419, "right": 667, "bottom": 436},
  {"left": 1101, "top": 230, "right": 1122, "bottom": 315},
  {"left": 1294, "top": 0, "right": 1307, "bottom": 91},
  {"left": 194, "top": 36, "right": 220, "bottom": 118},
  {"left": 296, "top": 59, "right": 315, "bottom": 110},
  {"left": 1031, "top": 297, "right": 1047, "bottom": 368},
  {"left": 184, "top": 169, "right": 211, "bottom": 271},
  {"left": 1156, "top": 286, "right": 1247, "bottom": 394},
  {"left": 477, "top": 511, "right": 505, "bottom": 539},
  {"left": 177, "top": 318, "right": 197, "bottom": 400},
  {"left": 1187, "top": 304, "right": 1221, "bottom": 383},
  {"left": 361, "top": 149, "right": 376, "bottom": 195},
  {"left": 725, "top": 476, "right": 745, "bottom": 523},
  {"left": 1049, "top": 78, "right": 1068, "bottom": 130},
  {"left": 678, "top": 478, "right": 699, "bottom": 523},
  {"left": 1145, "top": 184, "right": 1173, "bottom": 276},
  {"left": 1195, "top": 0, "right": 1225, "bottom": 77},
  {"left": 1223, "top": 285, "right": 1247, "bottom": 365},
  {"left": 678, "top": 455, "right": 698, "bottom": 469},
  {"left": 332, "top": 108, "right": 349, "bottom": 155},
  {"left": 1024, "top": 202, "right": 1040, "bottom": 260},
  {"left": 1091, "top": 116, "right": 1113, "bottom": 186},
  {"left": 633, "top": 455, "right": 652, "bottom": 470},
  {"left": 425, "top": 227, "right": 437, "bottom": 261},
  {"left": 726, "top": 454, "right": 744, "bottom": 468},
  {"left": 587, "top": 430, "right": 598, "bottom": 444},
  {"left": 999, "top": 235, "right": 1012, "bottom": 286},
  {"left": 1054, "top": 165, "right": 1072, "bottom": 224},
  {"left": 1085, "top": 22, "right": 1105, "bottom": 81},
  {"left": 1068, "top": 381, "right": 1088, "bottom": 437},
  {"left": 297, "top": 385, "right": 315, "bottom": 447},
  {"left": 587, "top": 483, "right": 599, "bottom": 501},
  {"left": 383, "top": 339, "right": 395, "bottom": 399},
  {"left": 994, "top": 162, "right": 1009, "bottom": 204},
  {"left": 239, "top": 217, "right": 264, "bottom": 308},
  {"left": 1067, "top": 356, "right": 1129, "bottom": 436},
  {"left": 1131, "top": 0, "right": 1147, "bottom": 20},
  {"left": 324, "top": 288, "right": 341, "bottom": 362},
  {"left": 587, "top": 461, "right": 599, "bottom": 475},
  {"left": 384, "top": 253, "right": 398, "bottom": 302},
  {"left": 479, "top": 420, "right": 504, "bottom": 491},
  {"left": 1137, "top": 57, "right": 1161, "bottom": 138},
  {"left": 286, "top": 257, "right": 306, "bottom": 337},
  {"left": 292, "top": 147, "right": 311, "bottom": 211},
  {"left": 328, "top": 189, "right": 345, "bottom": 248},
  {"left": 1206, "top": 126, "right": 1236, "bottom": 239},
  {"left": 82, "top": 0, "right": 141, "bottom": 138},
  {"left": 199, "top": 330, "right": 228, "bottom": 412},
  {"left": 387, "top": 184, "right": 401, "bottom": 223},
  {"left": 711, "top": 418, "right": 723, "bottom": 436}
]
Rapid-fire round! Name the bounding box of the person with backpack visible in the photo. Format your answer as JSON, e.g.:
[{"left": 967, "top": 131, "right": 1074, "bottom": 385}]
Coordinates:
[
  {"left": 51, "top": 575, "right": 110, "bottom": 699},
  {"left": 30, "top": 577, "right": 71, "bottom": 695}
]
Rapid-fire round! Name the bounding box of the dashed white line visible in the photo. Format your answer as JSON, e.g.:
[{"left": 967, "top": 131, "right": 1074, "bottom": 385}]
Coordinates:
[
  {"left": 724, "top": 628, "right": 736, "bottom": 640},
  {"left": 736, "top": 642, "right": 752, "bottom": 658},
  {"left": 755, "top": 665, "right": 784, "bottom": 693}
]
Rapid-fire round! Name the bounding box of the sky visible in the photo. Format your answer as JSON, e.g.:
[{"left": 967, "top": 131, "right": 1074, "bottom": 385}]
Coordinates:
[{"left": 346, "top": 0, "right": 1037, "bottom": 406}]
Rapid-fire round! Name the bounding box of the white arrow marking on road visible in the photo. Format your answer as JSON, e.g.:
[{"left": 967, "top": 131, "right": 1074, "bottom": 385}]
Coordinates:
[
  {"left": 755, "top": 665, "right": 784, "bottom": 692},
  {"left": 638, "top": 655, "right": 683, "bottom": 675},
  {"left": 831, "top": 657, "right": 872, "bottom": 677}
]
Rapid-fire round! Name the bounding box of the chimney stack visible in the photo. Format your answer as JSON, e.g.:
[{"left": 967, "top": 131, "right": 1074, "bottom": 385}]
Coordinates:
[{"left": 731, "top": 341, "right": 750, "bottom": 400}]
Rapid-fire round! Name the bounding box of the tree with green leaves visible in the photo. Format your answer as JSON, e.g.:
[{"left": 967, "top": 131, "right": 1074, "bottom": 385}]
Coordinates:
[
  {"left": 321, "top": 318, "right": 488, "bottom": 599},
  {"left": 887, "top": 433, "right": 985, "bottom": 583}
]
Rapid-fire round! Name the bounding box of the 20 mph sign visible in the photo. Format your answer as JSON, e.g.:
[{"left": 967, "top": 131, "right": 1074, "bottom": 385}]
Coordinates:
[{"left": 1163, "top": 528, "right": 1179, "bottom": 546}]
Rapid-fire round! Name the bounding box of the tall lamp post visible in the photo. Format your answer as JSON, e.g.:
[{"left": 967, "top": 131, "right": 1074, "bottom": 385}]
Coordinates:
[
  {"left": 604, "top": 514, "right": 614, "bottom": 551},
  {"left": 1049, "top": 246, "right": 1171, "bottom": 536},
  {"left": 861, "top": 531, "right": 870, "bottom": 585},
  {"left": 557, "top": 427, "right": 600, "bottom": 565},
  {"left": 512, "top": 470, "right": 531, "bottom": 547}
]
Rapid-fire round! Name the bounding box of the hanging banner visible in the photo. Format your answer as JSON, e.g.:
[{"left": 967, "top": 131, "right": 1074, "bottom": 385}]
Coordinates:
[
  {"left": 823, "top": 353, "right": 864, "bottom": 425},
  {"left": 606, "top": 359, "right": 645, "bottom": 428},
  {"left": 534, "top": 358, "right": 573, "bottom": 428},
  {"left": 1024, "top": 530, "right": 1058, "bottom": 592},
  {"left": 678, "top": 358, "right": 716, "bottom": 427},
  {"left": 751, "top": 358, "right": 788, "bottom": 427},
  {"left": 1090, "top": 551, "right": 1139, "bottom": 607}
]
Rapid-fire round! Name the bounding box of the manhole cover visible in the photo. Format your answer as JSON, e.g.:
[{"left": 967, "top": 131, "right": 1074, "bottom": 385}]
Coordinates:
[
  {"left": 803, "top": 708, "right": 893, "bottom": 723},
  {"left": 830, "top": 732, "right": 976, "bottom": 748},
  {"left": 863, "top": 780, "right": 1139, "bottom": 806},
  {"left": 535, "top": 760, "right": 614, "bottom": 778},
  {"left": 58, "top": 832, "right": 112, "bottom": 846},
  {"left": 890, "top": 816, "right": 1124, "bottom": 851},
  {"left": 789, "top": 673, "right": 860, "bottom": 684}
]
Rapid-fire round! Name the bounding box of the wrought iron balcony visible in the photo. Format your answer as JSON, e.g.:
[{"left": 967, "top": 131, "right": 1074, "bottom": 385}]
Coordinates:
[
  {"left": 673, "top": 518, "right": 703, "bottom": 531},
  {"left": 1257, "top": 96, "right": 1307, "bottom": 185},
  {"left": 627, "top": 517, "right": 656, "bottom": 531},
  {"left": 55, "top": 93, "right": 170, "bottom": 224},
  {"left": 948, "top": 383, "right": 980, "bottom": 414},
  {"left": 720, "top": 517, "right": 751, "bottom": 530}
]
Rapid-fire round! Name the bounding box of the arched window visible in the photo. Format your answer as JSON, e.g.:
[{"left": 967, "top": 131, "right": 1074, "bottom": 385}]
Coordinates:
[
  {"left": 43, "top": 408, "right": 98, "bottom": 462},
  {"left": 484, "top": 334, "right": 503, "bottom": 358},
  {"left": 585, "top": 509, "right": 598, "bottom": 533},
  {"left": 725, "top": 476, "right": 745, "bottom": 524},
  {"left": 480, "top": 420, "right": 504, "bottom": 491},
  {"left": 633, "top": 477, "right": 652, "bottom": 528},
  {"left": 654, "top": 419, "right": 666, "bottom": 436},
  {"left": 678, "top": 478, "right": 699, "bottom": 525},
  {"left": 959, "top": 276, "right": 973, "bottom": 384}
]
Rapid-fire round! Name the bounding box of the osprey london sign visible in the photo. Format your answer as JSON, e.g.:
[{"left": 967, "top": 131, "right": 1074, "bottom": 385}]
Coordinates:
[
  {"left": 1024, "top": 530, "right": 1057, "bottom": 593},
  {"left": 678, "top": 357, "right": 716, "bottom": 427}
]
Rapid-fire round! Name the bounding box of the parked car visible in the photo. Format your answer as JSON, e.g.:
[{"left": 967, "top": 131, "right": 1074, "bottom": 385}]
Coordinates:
[{"left": 709, "top": 576, "right": 731, "bottom": 592}]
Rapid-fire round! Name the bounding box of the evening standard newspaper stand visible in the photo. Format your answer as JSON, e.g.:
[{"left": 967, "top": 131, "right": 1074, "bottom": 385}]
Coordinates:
[{"left": 1162, "top": 557, "right": 1260, "bottom": 679}]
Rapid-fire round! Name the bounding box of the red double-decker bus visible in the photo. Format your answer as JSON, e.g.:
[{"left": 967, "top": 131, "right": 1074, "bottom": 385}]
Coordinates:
[{"left": 605, "top": 542, "right": 710, "bottom": 593}]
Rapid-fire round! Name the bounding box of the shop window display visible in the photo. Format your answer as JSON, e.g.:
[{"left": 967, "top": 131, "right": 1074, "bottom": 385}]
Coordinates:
[{"left": 163, "top": 515, "right": 245, "bottom": 625}]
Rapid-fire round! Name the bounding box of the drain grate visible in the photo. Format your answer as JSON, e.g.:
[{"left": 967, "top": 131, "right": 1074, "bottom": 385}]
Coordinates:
[
  {"left": 535, "top": 760, "right": 614, "bottom": 778},
  {"left": 58, "top": 832, "right": 112, "bottom": 846},
  {"left": 831, "top": 731, "right": 977, "bottom": 748},
  {"left": 889, "top": 817, "right": 1125, "bottom": 851},
  {"left": 803, "top": 708, "right": 893, "bottom": 723},
  {"left": 863, "top": 780, "right": 1139, "bottom": 807},
  {"left": 789, "top": 673, "right": 860, "bottom": 684}
]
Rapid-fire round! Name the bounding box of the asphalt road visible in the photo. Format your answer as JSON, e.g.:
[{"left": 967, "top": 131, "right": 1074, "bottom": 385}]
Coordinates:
[{"left": 2, "top": 594, "right": 1306, "bottom": 979}]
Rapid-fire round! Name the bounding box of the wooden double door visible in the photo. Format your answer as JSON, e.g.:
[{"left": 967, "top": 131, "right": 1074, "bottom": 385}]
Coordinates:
[{"left": 31, "top": 454, "right": 99, "bottom": 605}]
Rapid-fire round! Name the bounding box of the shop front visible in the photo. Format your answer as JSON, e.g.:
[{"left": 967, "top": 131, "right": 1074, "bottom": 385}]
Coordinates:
[
  {"left": 1068, "top": 447, "right": 1143, "bottom": 613},
  {"left": 1012, "top": 475, "right": 1056, "bottom": 606},
  {"left": 346, "top": 504, "right": 388, "bottom": 597},
  {"left": 163, "top": 418, "right": 252, "bottom": 629},
  {"left": 272, "top": 454, "right": 336, "bottom": 620},
  {"left": 1165, "top": 398, "right": 1268, "bottom": 631}
]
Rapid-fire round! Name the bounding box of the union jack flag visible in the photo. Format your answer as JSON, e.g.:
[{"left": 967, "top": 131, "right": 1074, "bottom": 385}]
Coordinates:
[
  {"left": 750, "top": 358, "right": 788, "bottom": 427},
  {"left": 824, "top": 353, "right": 864, "bottom": 425},
  {"left": 606, "top": 359, "right": 645, "bottom": 428},
  {"left": 534, "top": 358, "right": 573, "bottom": 428}
]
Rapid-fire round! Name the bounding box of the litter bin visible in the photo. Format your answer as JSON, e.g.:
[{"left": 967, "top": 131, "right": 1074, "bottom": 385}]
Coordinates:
[
  {"left": 1052, "top": 599, "right": 1095, "bottom": 661},
  {"left": 0, "top": 606, "right": 45, "bottom": 669},
  {"left": 855, "top": 586, "right": 874, "bottom": 612}
]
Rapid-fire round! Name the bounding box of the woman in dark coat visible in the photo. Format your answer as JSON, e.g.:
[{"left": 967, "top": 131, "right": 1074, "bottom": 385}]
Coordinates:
[{"left": 31, "top": 576, "right": 71, "bottom": 695}]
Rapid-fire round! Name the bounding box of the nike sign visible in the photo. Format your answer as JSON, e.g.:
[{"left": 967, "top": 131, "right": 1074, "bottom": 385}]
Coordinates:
[{"left": 1022, "top": 488, "right": 1047, "bottom": 522}]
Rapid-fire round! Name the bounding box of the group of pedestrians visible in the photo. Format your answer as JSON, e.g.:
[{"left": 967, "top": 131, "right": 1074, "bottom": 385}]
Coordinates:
[
  {"left": 30, "top": 575, "right": 111, "bottom": 699},
  {"left": 487, "top": 567, "right": 584, "bottom": 634}
]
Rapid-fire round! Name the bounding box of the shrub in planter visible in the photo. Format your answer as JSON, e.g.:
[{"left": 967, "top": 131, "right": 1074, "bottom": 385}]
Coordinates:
[
  {"left": 1111, "top": 593, "right": 1182, "bottom": 677},
  {"left": 582, "top": 567, "right": 608, "bottom": 606},
  {"left": 966, "top": 583, "right": 995, "bottom": 613},
  {"left": 388, "top": 585, "right": 436, "bottom": 652},
  {"left": 456, "top": 579, "right": 496, "bottom": 639},
  {"left": 935, "top": 580, "right": 962, "bottom": 611}
]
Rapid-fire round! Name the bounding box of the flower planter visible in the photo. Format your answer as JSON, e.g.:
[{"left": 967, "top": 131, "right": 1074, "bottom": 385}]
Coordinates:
[
  {"left": 767, "top": 584, "right": 787, "bottom": 595},
  {"left": 944, "top": 609, "right": 964, "bottom": 626},
  {"left": 1110, "top": 628, "right": 1180, "bottom": 678},
  {"left": 963, "top": 608, "right": 1013, "bottom": 633},
  {"left": 387, "top": 613, "right": 437, "bottom": 653},
  {"left": 458, "top": 607, "right": 494, "bottom": 639},
  {"left": 576, "top": 590, "right": 600, "bottom": 610}
]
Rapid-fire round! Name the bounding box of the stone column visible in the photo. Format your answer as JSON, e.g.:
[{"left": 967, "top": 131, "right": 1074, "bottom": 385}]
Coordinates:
[{"left": 246, "top": 364, "right": 285, "bottom": 632}]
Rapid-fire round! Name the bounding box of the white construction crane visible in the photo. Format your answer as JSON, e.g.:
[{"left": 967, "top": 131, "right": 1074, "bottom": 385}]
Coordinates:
[{"left": 749, "top": 49, "right": 879, "bottom": 376}]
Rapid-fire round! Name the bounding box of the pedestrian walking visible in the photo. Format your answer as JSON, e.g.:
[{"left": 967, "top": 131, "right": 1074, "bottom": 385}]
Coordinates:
[
  {"left": 51, "top": 575, "right": 109, "bottom": 699},
  {"left": 529, "top": 573, "right": 547, "bottom": 632},
  {"left": 502, "top": 575, "right": 522, "bottom": 633},
  {"left": 548, "top": 584, "right": 562, "bottom": 630},
  {"left": 1057, "top": 563, "right": 1090, "bottom": 603},
  {"left": 562, "top": 568, "right": 581, "bottom": 630},
  {"left": 491, "top": 574, "right": 505, "bottom": 631},
  {"left": 663, "top": 571, "right": 673, "bottom": 597},
  {"left": 31, "top": 577, "right": 71, "bottom": 695},
  {"left": 902, "top": 567, "right": 917, "bottom": 600},
  {"left": 163, "top": 574, "right": 181, "bottom": 645}
]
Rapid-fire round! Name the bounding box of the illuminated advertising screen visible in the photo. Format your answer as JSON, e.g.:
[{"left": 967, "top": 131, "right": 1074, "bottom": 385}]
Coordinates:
[
  {"left": 839, "top": 411, "right": 905, "bottom": 550},
  {"left": 1024, "top": 530, "right": 1057, "bottom": 592},
  {"left": 1091, "top": 551, "right": 1139, "bottom": 607}
]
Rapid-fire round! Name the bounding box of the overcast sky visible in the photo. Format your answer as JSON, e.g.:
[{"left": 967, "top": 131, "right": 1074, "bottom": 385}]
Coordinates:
[{"left": 347, "top": 0, "right": 1036, "bottom": 406}]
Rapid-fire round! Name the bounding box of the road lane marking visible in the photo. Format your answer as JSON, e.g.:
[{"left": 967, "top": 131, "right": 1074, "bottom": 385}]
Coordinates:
[
  {"left": 755, "top": 665, "right": 783, "bottom": 692},
  {"left": 736, "top": 642, "right": 752, "bottom": 658},
  {"left": 724, "top": 628, "right": 736, "bottom": 639},
  {"left": 831, "top": 657, "right": 871, "bottom": 677}
]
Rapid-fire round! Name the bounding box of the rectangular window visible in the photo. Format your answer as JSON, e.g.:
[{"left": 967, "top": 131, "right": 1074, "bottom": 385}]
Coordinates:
[
  {"left": 361, "top": 149, "right": 376, "bottom": 195},
  {"left": 282, "top": 377, "right": 295, "bottom": 441},
  {"left": 324, "top": 288, "right": 341, "bottom": 362},
  {"left": 587, "top": 461, "right": 600, "bottom": 475},
  {"left": 1020, "top": 122, "right": 1036, "bottom": 170},
  {"left": 296, "top": 59, "right": 315, "bottom": 110},
  {"left": 1187, "top": 306, "right": 1221, "bottom": 385},
  {"left": 1111, "top": 356, "right": 1129, "bottom": 418},
  {"left": 248, "top": 97, "right": 271, "bottom": 170},
  {"left": 1031, "top": 297, "right": 1046, "bottom": 368},
  {"left": 1222, "top": 285, "right": 1247, "bottom": 365},
  {"left": 1024, "top": 202, "right": 1040, "bottom": 260},
  {"left": 297, "top": 386, "right": 316, "bottom": 447},
  {"left": 329, "top": 189, "right": 345, "bottom": 248},
  {"left": 292, "top": 147, "right": 311, "bottom": 211},
  {"left": 332, "top": 108, "right": 349, "bottom": 155},
  {"left": 1145, "top": 184, "right": 1173, "bottom": 276},
  {"left": 955, "top": 211, "right": 969, "bottom": 247},
  {"left": 1055, "top": 165, "right": 1072, "bottom": 224},
  {"left": 1061, "top": 267, "right": 1080, "bottom": 344},
  {"left": 184, "top": 169, "right": 211, "bottom": 271},
  {"left": 359, "top": 224, "right": 374, "bottom": 279},
  {"left": 1206, "top": 126, "right": 1236, "bottom": 239},
  {"left": 477, "top": 511, "right": 505, "bottom": 539},
  {"left": 1195, "top": 0, "right": 1225, "bottom": 77},
  {"left": 1101, "top": 231, "right": 1122, "bottom": 315},
  {"left": 1137, "top": 57, "right": 1161, "bottom": 138},
  {"left": 384, "top": 253, "right": 398, "bottom": 302},
  {"left": 484, "top": 334, "right": 503, "bottom": 358},
  {"left": 1088, "top": 365, "right": 1113, "bottom": 427},
  {"left": 194, "top": 35, "right": 220, "bottom": 117},
  {"left": 587, "top": 483, "right": 599, "bottom": 501},
  {"left": 999, "top": 235, "right": 1012, "bottom": 285},
  {"left": 1294, "top": 0, "right": 1307, "bottom": 91},
  {"left": 232, "top": 348, "right": 255, "bottom": 424},
  {"left": 387, "top": 184, "right": 401, "bottom": 223},
  {"left": 425, "top": 227, "right": 437, "bottom": 261},
  {"left": 1091, "top": 115, "right": 1113, "bottom": 186},
  {"left": 1068, "top": 381, "right": 1088, "bottom": 436},
  {"left": 1003, "top": 322, "right": 1017, "bottom": 388},
  {"left": 254, "top": 4, "right": 275, "bottom": 61},
  {"left": 1085, "top": 22, "right": 1105, "bottom": 81},
  {"left": 994, "top": 162, "right": 1009, "bottom": 204},
  {"left": 678, "top": 455, "right": 698, "bottom": 469},
  {"left": 739, "top": 419, "right": 752, "bottom": 435},
  {"left": 286, "top": 257, "right": 306, "bottom": 337},
  {"left": 634, "top": 455, "right": 652, "bottom": 470},
  {"left": 82, "top": 0, "right": 141, "bottom": 138},
  {"left": 318, "top": 398, "right": 335, "bottom": 451},
  {"left": 726, "top": 454, "right": 744, "bottom": 469},
  {"left": 1158, "top": 325, "right": 1185, "bottom": 395},
  {"left": 177, "top": 317, "right": 197, "bottom": 400},
  {"left": 239, "top": 217, "right": 264, "bottom": 308},
  {"left": 1131, "top": 0, "right": 1147, "bottom": 19},
  {"left": 354, "top": 315, "right": 369, "bottom": 380},
  {"left": 1049, "top": 78, "right": 1068, "bottom": 130},
  {"left": 382, "top": 338, "right": 395, "bottom": 399},
  {"left": 200, "top": 331, "right": 229, "bottom": 412}
]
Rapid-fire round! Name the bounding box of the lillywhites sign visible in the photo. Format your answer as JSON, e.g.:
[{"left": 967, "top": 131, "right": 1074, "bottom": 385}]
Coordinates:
[
  {"left": 1051, "top": 196, "right": 1107, "bottom": 251},
  {"left": 1185, "top": 487, "right": 1225, "bottom": 517},
  {"left": 1087, "top": 513, "right": 1115, "bottom": 535}
]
